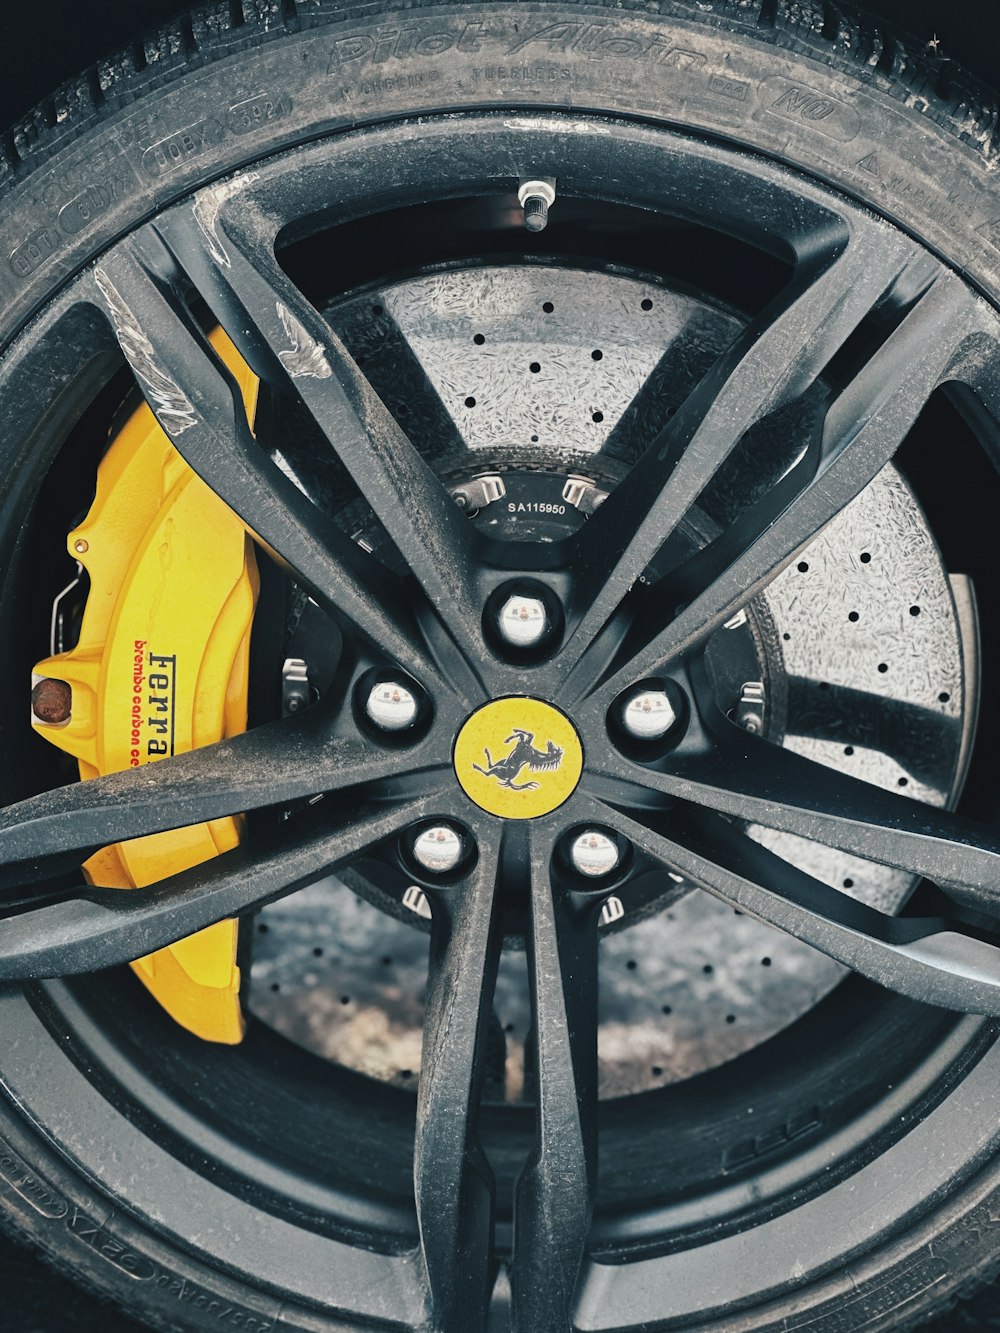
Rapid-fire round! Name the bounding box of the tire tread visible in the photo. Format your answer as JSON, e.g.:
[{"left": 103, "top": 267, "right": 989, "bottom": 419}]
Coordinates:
[{"left": 0, "top": 0, "right": 998, "bottom": 196}]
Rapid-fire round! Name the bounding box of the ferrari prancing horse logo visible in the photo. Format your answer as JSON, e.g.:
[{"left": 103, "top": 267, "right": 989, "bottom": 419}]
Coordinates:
[
  {"left": 453, "top": 697, "right": 583, "bottom": 819},
  {"left": 473, "top": 728, "right": 564, "bottom": 791}
]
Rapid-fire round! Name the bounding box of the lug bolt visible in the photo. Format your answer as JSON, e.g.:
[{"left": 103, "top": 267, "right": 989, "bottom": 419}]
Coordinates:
[
  {"left": 31, "top": 677, "right": 72, "bottom": 725},
  {"left": 518, "top": 179, "right": 556, "bottom": 233},
  {"left": 570, "top": 830, "right": 621, "bottom": 879},
  {"left": 622, "top": 689, "right": 677, "bottom": 741},
  {"left": 498, "top": 594, "right": 548, "bottom": 648},
  {"left": 412, "top": 826, "right": 464, "bottom": 874},
  {"left": 365, "top": 680, "right": 418, "bottom": 731}
]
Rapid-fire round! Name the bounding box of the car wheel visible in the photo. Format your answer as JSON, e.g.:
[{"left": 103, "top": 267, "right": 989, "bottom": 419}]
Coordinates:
[{"left": 3, "top": 3, "right": 1000, "bottom": 1331}]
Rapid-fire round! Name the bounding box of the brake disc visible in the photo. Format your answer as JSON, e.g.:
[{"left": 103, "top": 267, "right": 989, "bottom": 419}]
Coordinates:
[
  {"left": 248, "top": 264, "right": 977, "bottom": 1097},
  {"left": 30, "top": 329, "right": 259, "bottom": 1044}
]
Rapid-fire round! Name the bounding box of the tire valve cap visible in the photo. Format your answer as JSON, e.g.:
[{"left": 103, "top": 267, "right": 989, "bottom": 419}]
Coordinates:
[{"left": 518, "top": 178, "right": 556, "bottom": 233}]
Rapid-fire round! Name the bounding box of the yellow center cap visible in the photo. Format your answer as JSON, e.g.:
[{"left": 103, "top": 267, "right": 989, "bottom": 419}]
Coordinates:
[{"left": 453, "top": 697, "right": 583, "bottom": 819}]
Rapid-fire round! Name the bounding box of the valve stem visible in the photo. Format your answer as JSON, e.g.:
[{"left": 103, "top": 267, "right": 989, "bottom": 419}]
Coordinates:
[{"left": 518, "top": 178, "right": 556, "bottom": 233}]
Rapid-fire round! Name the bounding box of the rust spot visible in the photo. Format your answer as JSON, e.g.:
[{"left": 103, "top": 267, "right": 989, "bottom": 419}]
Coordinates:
[{"left": 32, "top": 677, "right": 72, "bottom": 724}]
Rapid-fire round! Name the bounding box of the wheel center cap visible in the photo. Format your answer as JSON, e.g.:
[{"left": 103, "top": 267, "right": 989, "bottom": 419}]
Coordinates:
[{"left": 453, "top": 697, "right": 583, "bottom": 819}]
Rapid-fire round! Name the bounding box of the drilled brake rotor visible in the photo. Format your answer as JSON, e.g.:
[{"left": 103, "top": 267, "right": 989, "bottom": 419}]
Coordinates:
[{"left": 248, "top": 264, "right": 975, "bottom": 1098}]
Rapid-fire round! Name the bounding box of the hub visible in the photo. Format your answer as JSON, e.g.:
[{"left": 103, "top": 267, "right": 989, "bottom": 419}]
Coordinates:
[{"left": 453, "top": 697, "right": 583, "bottom": 819}]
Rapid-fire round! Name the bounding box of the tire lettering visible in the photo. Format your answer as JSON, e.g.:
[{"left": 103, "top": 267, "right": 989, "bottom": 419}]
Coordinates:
[
  {"left": 9, "top": 226, "right": 59, "bottom": 277},
  {"left": 773, "top": 87, "right": 836, "bottom": 121},
  {"left": 0, "top": 1138, "right": 69, "bottom": 1218},
  {"left": 708, "top": 73, "right": 750, "bottom": 103},
  {"left": 141, "top": 119, "right": 224, "bottom": 178},
  {"left": 329, "top": 20, "right": 487, "bottom": 67},
  {"left": 763, "top": 77, "right": 861, "bottom": 141},
  {"left": 227, "top": 93, "right": 292, "bottom": 136},
  {"left": 68, "top": 1207, "right": 158, "bottom": 1280},
  {"left": 58, "top": 176, "right": 127, "bottom": 235}
]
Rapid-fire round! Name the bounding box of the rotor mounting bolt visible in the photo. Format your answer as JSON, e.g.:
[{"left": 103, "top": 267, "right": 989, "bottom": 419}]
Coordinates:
[
  {"left": 402, "top": 884, "right": 433, "bottom": 919},
  {"left": 365, "top": 680, "right": 419, "bottom": 731},
  {"left": 622, "top": 689, "right": 677, "bottom": 741},
  {"left": 498, "top": 594, "right": 548, "bottom": 648},
  {"left": 570, "top": 830, "right": 622, "bottom": 879},
  {"left": 412, "top": 826, "right": 465, "bottom": 875},
  {"left": 31, "top": 677, "right": 72, "bottom": 725},
  {"left": 281, "top": 657, "right": 310, "bottom": 716},
  {"left": 600, "top": 894, "right": 625, "bottom": 927},
  {"left": 736, "top": 681, "right": 766, "bottom": 735},
  {"left": 517, "top": 179, "right": 556, "bottom": 233}
]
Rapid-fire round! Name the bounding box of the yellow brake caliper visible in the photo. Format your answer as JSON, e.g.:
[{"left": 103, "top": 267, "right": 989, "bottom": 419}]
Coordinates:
[{"left": 31, "top": 329, "right": 259, "bottom": 1044}]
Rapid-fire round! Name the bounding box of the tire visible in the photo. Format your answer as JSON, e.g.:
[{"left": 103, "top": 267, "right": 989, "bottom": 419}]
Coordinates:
[{"left": 3, "top": 3, "right": 1000, "bottom": 1332}]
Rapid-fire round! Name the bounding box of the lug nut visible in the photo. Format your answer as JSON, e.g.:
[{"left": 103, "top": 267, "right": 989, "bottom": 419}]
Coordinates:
[
  {"left": 622, "top": 689, "right": 677, "bottom": 740},
  {"left": 570, "top": 830, "right": 621, "bottom": 879},
  {"left": 518, "top": 179, "right": 556, "bottom": 233},
  {"left": 498, "top": 594, "right": 548, "bottom": 648},
  {"left": 365, "top": 680, "right": 418, "bottom": 731},
  {"left": 412, "top": 826, "right": 464, "bottom": 874}
]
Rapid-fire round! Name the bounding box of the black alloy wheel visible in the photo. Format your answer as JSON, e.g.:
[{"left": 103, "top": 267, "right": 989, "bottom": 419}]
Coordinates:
[{"left": 4, "top": 4, "right": 1000, "bottom": 1333}]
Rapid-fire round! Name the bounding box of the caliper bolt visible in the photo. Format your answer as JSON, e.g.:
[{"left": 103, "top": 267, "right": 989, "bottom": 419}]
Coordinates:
[
  {"left": 498, "top": 594, "right": 548, "bottom": 648},
  {"left": 365, "top": 680, "right": 419, "bottom": 732},
  {"left": 569, "top": 830, "right": 622, "bottom": 879},
  {"left": 412, "top": 826, "right": 465, "bottom": 874},
  {"left": 622, "top": 689, "right": 677, "bottom": 741},
  {"left": 517, "top": 179, "right": 556, "bottom": 233},
  {"left": 31, "top": 677, "right": 72, "bottom": 725}
]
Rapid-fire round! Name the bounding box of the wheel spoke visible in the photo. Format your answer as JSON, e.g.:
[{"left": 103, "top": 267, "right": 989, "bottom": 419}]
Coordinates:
[
  {"left": 572, "top": 268, "right": 977, "bottom": 708},
  {"left": 153, "top": 195, "right": 487, "bottom": 672},
  {"left": 0, "top": 716, "right": 443, "bottom": 891},
  {"left": 512, "top": 826, "right": 601, "bottom": 1333},
  {"left": 415, "top": 829, "right": 503, "bottom": 1333},
  {"left": 0, "top": 793, "right": 444, "bottom": 980},
  {"left": 91, "top": 242, "right": 440, "bottom": 688},
  {"left": 595, "top": 724, "right": 1000, "bottom": 918},
  {"left": 593, "top": 798, "right": 1000, "bottom": 1015},
  {"left": 560, "top": 227, "right": 914, "bottom": 682}
]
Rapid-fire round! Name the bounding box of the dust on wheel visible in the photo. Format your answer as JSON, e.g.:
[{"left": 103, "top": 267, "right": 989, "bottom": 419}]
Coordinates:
[{"left": 3, "top": 3, "right": 1000, "bottom": 1332}]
